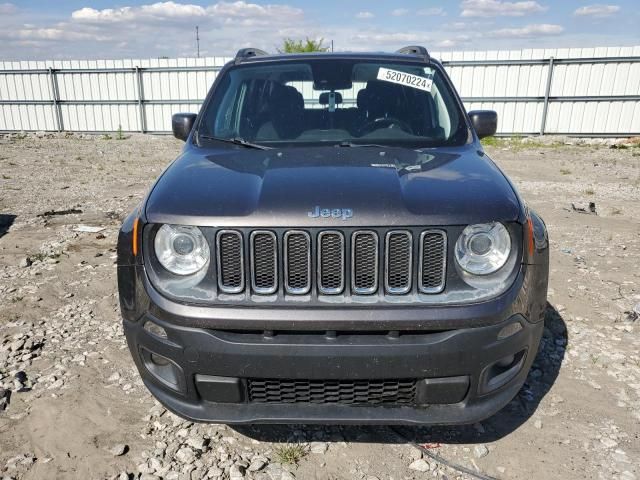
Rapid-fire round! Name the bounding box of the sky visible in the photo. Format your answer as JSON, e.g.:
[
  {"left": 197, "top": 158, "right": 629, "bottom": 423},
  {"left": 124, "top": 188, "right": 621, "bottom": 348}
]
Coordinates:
[{"left": 0, "top": 0, "right": 638, "bottom": 60}]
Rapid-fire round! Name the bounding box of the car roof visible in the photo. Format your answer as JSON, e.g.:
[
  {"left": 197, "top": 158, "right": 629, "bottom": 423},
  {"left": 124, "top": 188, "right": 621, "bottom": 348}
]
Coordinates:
[{"left": 232, "top": 47, "right": 441, "bottom": 67}]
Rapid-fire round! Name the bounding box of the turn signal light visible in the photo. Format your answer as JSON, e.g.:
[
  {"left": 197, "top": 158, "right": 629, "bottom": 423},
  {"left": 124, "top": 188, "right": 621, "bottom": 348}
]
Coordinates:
[
  {"left": 526, "top": 216, "right": 534, "bottom": 257},
  {"left": 132, "top": 218, "right": 140, "bottom": 256}
]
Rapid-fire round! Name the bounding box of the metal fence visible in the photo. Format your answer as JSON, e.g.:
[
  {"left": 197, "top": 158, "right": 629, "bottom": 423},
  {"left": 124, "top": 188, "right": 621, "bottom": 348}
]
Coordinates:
[{"left": 1, "top": 46, "right": 639, "bottom": 136}]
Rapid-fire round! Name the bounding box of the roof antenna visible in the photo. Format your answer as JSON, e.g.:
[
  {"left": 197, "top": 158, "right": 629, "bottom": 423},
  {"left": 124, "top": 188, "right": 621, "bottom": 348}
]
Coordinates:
[{"left": 196, "top": 25, "right": 200, "bottom": 58}]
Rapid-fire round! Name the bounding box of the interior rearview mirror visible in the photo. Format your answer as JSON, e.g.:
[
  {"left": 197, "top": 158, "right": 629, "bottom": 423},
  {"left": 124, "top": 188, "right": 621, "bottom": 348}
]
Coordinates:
[
  {"left": 172, "top": 113, "right": 197, "bottom": 141},
  {"left": 468, "top": 110, "right": 498, "bottom": 139}
]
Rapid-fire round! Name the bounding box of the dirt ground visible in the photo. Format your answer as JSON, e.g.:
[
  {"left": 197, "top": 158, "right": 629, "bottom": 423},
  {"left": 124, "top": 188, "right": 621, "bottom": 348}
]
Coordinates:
[{"left": 0, "top": 133, "right": 638, "bottom": 480}]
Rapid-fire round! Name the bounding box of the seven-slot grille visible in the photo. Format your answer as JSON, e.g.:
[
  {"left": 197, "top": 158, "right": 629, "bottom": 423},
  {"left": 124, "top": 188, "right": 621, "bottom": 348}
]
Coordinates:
[
  {"left": 318, "top": 231, "right": 345, "bottom": 294},
  {"left": 352, "top": 231, "right": 378, "bottom": 294},
  {"left": 385, "top": 231, "right": 413, "bottom": 294},
  {"left": 248, "top": 378, "right": 417, "bottom": 405},
  {"left": 216, "top": 231, "right": 244, "bottom": 293},
  {"left": 215, "top": 229, "right": 446, "bottom": 296},
  {"left": 250, "top": 231, "right": 277, "bottom": 294},
  {"left": 419, "top": 231, "right": 447, "bottom": 294},
  {"left": 284, "top": 231, "right": 311, "bottom": 294}
]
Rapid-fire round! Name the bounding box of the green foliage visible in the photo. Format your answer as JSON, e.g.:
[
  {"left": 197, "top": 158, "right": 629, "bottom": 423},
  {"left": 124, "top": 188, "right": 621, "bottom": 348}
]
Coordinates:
[
  {"left": 479, "top": 136, "right": 502, "bottom": 147},
  {"left": 116, "top": 124, "right": 125, "bottom": 140},
  {"left": 274, "top": 444, "right": 308, "bottom": 465},
  {"left": 480, "top": 136, "right": 566, "bottom": 151},
  {"left": 279, "top": 37, "right": 329, "bottom": 53}
]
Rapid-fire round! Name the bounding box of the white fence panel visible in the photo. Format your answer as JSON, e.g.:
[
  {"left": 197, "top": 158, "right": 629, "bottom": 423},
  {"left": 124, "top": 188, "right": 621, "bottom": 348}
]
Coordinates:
[{"left": 0, "top": 48, "right": 639, "bottom": 136}]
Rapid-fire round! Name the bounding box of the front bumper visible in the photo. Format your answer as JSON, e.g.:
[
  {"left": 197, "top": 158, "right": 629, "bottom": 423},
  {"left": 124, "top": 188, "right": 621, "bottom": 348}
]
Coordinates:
[
  {"left": 117, "top": 204, "right": 549, "bottom": 425},
  {"left": 123, "top": 305, "right": 542, "bottom": 425}
]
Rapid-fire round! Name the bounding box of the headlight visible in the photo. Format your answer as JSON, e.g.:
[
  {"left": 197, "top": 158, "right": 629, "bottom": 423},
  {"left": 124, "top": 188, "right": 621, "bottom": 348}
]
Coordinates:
[
  {"left": 455, "top": 222, "right": 511, "bottom": 275},
  {"left": 154, "top": 224, "right": 209, "bottom": 276}
]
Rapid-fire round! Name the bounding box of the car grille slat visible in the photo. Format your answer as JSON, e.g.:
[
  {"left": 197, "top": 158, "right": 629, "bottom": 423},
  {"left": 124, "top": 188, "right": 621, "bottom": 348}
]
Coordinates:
[
  {"left": 248, "top": 378, "right": 417, "bottom": 405},
  {"left": 213, "top": 228, "right": 446, "bottom": 298},
  {"left": 217, "top": 231, "right": 244, "bottom": 293},
  {"left": 318, "top": 231, "right": 345, "bottom": 294},
  {"left": 419, "top": 231, "right": 447, "bottom": 294},
  {"left": 352, "top": 231, "right": 378, "bottom": 294},
  {"left": 284, "top": 231, "right": 311, "bottom": 294},
  {"left": 251, "top": 231, "right": 277, "bottom": 294},
  {"left": 385, "top": 231, "right": 413, "bottom": 294}
]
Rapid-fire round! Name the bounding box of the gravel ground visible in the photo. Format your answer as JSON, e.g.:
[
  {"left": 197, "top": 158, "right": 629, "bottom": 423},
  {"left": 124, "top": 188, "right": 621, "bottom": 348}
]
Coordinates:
[{"left": 0, "top": 133, "right": 639, "bottom": 480}]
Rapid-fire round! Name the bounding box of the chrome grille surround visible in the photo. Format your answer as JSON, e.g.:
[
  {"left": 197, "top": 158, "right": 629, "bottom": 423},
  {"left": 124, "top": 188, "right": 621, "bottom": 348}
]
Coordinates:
[
  {"left": 216, "top": 230, "right": 244, "bottom": 294},
  {"left": 351, "top": 231, "right": 379, "bottom": 294},
  {"left": 317, "top": 231, "right": 345, "bottom": 294},
  {"left": 283, "top": 230, "right": 311, "bottom": 295},
  {"left": 250, "top": 230, "right": 278, "bottom": 294},
  {"left": 418, "top": 230, "right": 447, "bottom": 294},
  {"left": 384, "top": 231, "right": 413, "bottom": 295}
]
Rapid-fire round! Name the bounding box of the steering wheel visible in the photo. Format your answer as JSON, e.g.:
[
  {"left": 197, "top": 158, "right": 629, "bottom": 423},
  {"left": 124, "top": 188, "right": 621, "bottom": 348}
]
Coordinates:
[{"left": 358, "top": 117, "right": 413, "bottom": 136}]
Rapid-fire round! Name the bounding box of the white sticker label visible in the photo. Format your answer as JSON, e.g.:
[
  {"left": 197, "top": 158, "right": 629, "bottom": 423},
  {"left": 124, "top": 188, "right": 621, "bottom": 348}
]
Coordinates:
[{"left": 377, "top": 67, "right": 433, "bottom": 92}]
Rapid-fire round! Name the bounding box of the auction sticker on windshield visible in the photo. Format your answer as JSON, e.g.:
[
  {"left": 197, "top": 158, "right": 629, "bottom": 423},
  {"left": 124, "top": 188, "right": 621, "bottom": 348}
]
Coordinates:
[{"left": 377, "top": 67, "right": 433, "bottom": 92}]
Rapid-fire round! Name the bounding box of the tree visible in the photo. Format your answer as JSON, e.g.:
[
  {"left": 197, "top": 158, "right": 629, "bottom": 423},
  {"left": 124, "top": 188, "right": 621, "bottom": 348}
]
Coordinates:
[{"left": 279, "top": 37, "right": 329, "bottom": 53}]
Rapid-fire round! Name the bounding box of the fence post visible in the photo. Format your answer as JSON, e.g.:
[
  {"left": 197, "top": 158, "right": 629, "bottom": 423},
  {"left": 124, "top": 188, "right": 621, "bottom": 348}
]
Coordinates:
[
  {"left": 48, "top": 67, "right": 63, "bottom": 132},
  {"left": 540, "top": 56, "right": 555, "bottom": 136},
  {"left": 135, "top": 66, "right": 146, "bottom": 133}
]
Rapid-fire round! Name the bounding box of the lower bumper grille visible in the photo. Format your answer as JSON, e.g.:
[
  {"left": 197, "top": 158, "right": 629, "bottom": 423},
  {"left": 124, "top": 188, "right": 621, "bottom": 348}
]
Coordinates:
[{"left": 247, "top": 378, "right": 417, "bottom": 405}]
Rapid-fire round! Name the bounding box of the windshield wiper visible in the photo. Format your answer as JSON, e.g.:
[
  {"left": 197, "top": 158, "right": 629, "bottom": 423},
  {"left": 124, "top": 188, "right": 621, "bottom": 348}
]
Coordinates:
[
  {"left": 337, "top": 141, "right": 390, "bottom": 149},
  {"left": 198, "top": 134, "right": 272, "bottom": 150}
]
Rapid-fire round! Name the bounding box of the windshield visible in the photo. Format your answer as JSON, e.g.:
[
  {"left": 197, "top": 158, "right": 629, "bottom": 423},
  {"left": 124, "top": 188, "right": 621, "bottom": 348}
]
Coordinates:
[{"left": 198, "top": 59, "right": 469, "bottom": 148}]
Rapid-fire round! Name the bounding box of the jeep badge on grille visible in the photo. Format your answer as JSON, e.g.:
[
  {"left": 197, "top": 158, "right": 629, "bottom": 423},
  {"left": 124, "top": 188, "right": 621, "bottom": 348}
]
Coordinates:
[{"left": 308, "top": 206, "right": 353, "bottom": 220}]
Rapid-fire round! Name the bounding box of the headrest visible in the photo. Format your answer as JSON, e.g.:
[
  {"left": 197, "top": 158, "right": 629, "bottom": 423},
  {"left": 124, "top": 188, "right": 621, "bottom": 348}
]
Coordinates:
[
  {"left": 357, "top": 89, "right": 370, "bottom": 109},
  {"left": 269, "top": 85, "right": 304, "bottom": 112},
  {"left": 365, "top": 79, "right": 403, "bottom": 99},
  {"left": 357, "top": 80, "right": 403, "bottom": 114},
  {"left": 319, "top": 92, "right": 343, "bottom": 105}
]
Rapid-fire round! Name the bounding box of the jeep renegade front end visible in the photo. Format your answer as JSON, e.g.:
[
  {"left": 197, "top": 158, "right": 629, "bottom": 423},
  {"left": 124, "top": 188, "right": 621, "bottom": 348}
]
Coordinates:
[{"left": 117, "top": 46, "right": 549, "bottom": 425}]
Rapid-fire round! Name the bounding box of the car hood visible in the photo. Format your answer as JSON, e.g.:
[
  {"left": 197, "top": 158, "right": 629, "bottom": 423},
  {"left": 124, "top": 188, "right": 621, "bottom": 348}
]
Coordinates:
[{"left": 145, "top": 144, "right": 522, "bottom": 227}]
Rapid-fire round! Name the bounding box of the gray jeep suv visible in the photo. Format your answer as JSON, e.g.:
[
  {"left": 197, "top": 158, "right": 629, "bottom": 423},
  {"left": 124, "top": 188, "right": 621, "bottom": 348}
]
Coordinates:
[{"left": 117, "top": 46, "right": 549, "bottom": 425}]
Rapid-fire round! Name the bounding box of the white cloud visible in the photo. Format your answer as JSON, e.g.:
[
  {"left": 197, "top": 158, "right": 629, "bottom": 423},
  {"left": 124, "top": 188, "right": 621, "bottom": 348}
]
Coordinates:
[
  {"left": 461, "top": 0, "right": 546, "bottom": 17},
  {"left": 491, "top": 23, "right": 563, "bottom": 38},
  {"left": 0, "top": 28, "right": 107, "bottom": 42},
  {"left": 72, "top": 1, "right": 303, "bottom": 24},
  {"left": 391, "top": 8, "right": 409, "bottom": 16},
  {"left": 207, "top": 1, "right": 303, "bottom": 20},
  {"left": 434, "top": 35, "right": 471, "bottom": 48},
  {"left": 435, "top": 39, "right": 458, "bottom": 48},
  {"left": 72, "top": 6, "right": 131, "bottom": 22},
  {"left": 355, "top": 11, "right": 374, "bottom": 19},
  {"left": 0, "top": 2, "right": 16, "bottom": 14},
  {"left": 351, "top": 31, "right": 427, "bottom": 45},
  {"left": 446, "top": 21, "right": 469, "bottom": 30},
  {"left": 417, "top": 7, "right": 446, "bottom": 16},
  {"left": 72, "top": 2, "right": 207, "bottom": 22},
  {"left": 574, "top": 4, "right": 620, "bottom": 17}
]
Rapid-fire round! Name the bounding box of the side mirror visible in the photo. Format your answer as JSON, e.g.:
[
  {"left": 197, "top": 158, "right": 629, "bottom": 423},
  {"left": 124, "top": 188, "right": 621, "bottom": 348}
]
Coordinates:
[
  {"left": 172, "top": 113, "right": 197, "bottom": 141},
  {"left": 468, "top": 110, "right": 497, "bottom": 139}
]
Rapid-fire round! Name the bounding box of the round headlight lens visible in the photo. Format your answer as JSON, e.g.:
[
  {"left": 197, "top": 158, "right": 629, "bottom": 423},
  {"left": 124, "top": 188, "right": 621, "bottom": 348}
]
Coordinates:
[
  {"left": 154, "top": 224, "right": 209, "bottom": 276},
  {"left": 455, "top": 222, "right": 511, "bottom": 275}
]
